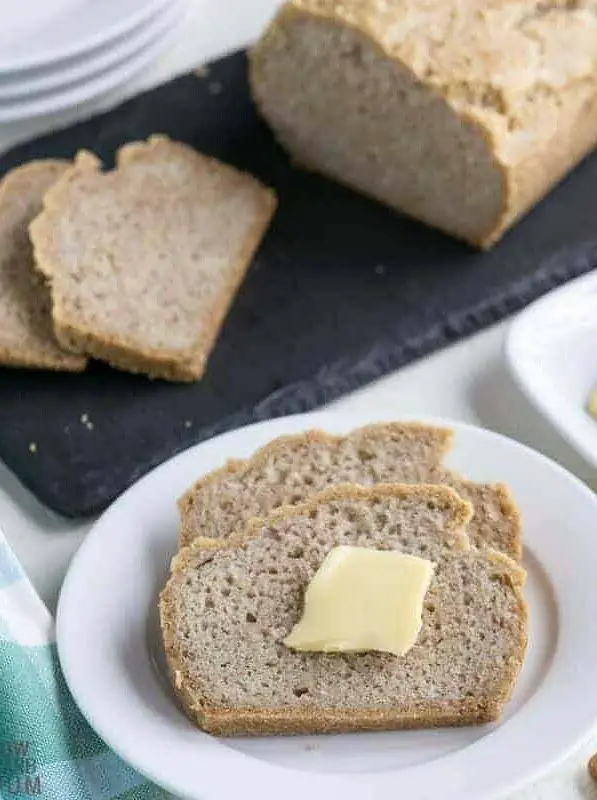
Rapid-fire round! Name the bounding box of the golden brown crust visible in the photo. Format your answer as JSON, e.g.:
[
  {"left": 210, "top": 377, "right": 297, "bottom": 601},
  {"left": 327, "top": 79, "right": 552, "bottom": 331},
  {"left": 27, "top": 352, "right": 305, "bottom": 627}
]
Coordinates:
[
  {"left": 250, "top": 1, "right": 597, "bottom": 248},
  {"left": 432, "top": 467, "right": 523, "bottom": 561},
  {"left": 0, "top": 344, "right": 87, "bottom": 372},
  {"left": 29, "top": 136, "right": 277, "bottom": 383},
  {"left": 0, "top": 160, "right": 87, "bottom": 372},
  {"left": 177, "top": 422, "right": 454, "bottom": 545},
  {"left": 160, "top": 482, "right": 527, "bottom": 737},
  {"left": 176, "top": 480, "right": 473, "bottom": 566},
  {"left": 187, "top": 698, "right": 504, "bottom": 737}
]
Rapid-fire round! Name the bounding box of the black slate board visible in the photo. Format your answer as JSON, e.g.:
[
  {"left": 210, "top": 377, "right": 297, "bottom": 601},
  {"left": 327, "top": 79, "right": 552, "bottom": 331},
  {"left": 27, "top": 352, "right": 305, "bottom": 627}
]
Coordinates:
[{"left": 1, "top": 50, "right": 596, "bottom": 518}]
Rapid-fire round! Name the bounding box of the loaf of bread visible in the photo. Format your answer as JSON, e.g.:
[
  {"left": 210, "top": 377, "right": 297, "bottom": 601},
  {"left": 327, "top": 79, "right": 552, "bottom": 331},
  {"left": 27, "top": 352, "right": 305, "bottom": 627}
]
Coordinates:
[
  {"left": 29, "top": 135, "right": 277, "bottom": 381},
  {"left": 0, "top": 161, "right": 87, "bottom": 372},
  {"left": 161, "top": 484, "right": 528, "bottom": 736},
  {"left": 177, "top": 422, "right": 522, "bottom": 559},
  {"left": 250, "top": 0, "right": 597, "bottom": 247}
]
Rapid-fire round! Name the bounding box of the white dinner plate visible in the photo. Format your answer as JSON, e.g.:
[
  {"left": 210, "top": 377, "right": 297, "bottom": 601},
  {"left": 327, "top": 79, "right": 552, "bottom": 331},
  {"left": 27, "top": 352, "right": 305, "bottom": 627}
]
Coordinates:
[
  {"left": 56, "top": 411, "right": 597, "bottom": 800},
  {"left": 505, "top": 269, "right": 597, "bottom": 471},
  {"left": 0, "top": 0, "right": 173, "bottom": 72},
  {"left": 0, "top": 3, "right": 184, "bottom": 123},
  {"left": 0, "top": 0, "right": 182, "bottom": 101}
]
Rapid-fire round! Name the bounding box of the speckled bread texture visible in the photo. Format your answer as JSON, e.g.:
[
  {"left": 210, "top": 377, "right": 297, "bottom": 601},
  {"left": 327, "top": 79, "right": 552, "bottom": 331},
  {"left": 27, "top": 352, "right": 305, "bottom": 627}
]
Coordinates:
[
  {"left": 29, "top": 135, "right": 277, "bottom": 382},
  {"left": 250, "top": 0, "right": 597, "bottom": 248},
  {"left": 178, "top": 422, "right": 522, "bottom": 559},
  {"left": 160, "top": 484, "right": 528, "bottom": 737},
  {"left": 0, "top": 161, "right": 86, "bottom": 372}
]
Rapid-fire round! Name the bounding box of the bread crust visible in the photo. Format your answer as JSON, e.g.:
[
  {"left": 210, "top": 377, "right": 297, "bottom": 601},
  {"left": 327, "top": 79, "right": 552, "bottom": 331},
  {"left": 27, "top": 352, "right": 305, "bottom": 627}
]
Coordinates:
[
  {"left": 0, "top": 160, "right": 87, "bottom": 372},
  {"left": 177, "top": 422, "right": 453, "bottom": 545},
  {"left": 176, "top": 422, "right": 522, "bottom": 561},
  {"left": 160, "top": 483, "right": 528, "bottom": 737},
  {"left": 29, "top": 136, "right": 277, "bottom": 382},
  {"left": 250, "top": 1, "right": 597, "bottom": 248}
]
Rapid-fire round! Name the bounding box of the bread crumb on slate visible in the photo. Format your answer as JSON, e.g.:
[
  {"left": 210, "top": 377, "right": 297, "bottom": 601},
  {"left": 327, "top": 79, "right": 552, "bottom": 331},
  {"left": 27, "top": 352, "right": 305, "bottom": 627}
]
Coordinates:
[
  {"left": 80, "top": 412, "right": 94, "bottom": 431},
  {"left": 28, "top": 442, "right": 37, "bottom": 454},
  {"left": 184, "top": 420, "right": 193, "bottom": 429}
]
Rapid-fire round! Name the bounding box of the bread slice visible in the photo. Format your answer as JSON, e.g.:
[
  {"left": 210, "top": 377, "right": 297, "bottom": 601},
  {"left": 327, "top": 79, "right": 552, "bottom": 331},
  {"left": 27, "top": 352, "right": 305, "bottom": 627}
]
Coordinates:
[
  {"left": 430, "top": 467, "right": 522, "bottom": 561},
  {"left": 160, "top": 484, "right": 528, "bottom": 736},
  {"left": 250, "top": 1, "right": 597, "bottom": 248},
  {"left": 29, "top": 135, "right": 277, "bottom": 382},
  {"left": 0, "top": 161, "right": 86, "bottom": 372},
  {"left": 177, "top": 422, "right": 521, "bottom": 559}
]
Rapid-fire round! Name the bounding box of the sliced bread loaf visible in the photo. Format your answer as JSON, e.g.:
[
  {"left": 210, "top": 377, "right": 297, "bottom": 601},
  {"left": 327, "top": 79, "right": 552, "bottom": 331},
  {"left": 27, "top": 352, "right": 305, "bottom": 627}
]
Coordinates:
[
  {"left": 178, "top": 422, "right": 452, "bottom": 544},
  {"left": 250, "top": 0, "right": 597, "bottom": 247},
  {"left": 0, "top": 161, "right": 86, "bottom": 372},
  {"left": 29, "top": 135, "right": 277, "bottom": 382},
  {"left": 177, "top": 422, "right": 521, "bottom": 559},
  {"left": 160, "top": 484, "right": 528, "bottom": 736}
]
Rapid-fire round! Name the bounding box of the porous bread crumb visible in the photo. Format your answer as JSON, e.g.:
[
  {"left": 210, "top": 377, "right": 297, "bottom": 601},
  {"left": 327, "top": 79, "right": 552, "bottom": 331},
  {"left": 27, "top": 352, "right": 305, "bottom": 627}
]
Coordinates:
[
  {"left": 160, "top": 483, "right": 528, "bottom": 736},
  {"left": 29, "top": 135, "right": 277, "bottom": 382},
  {"left": 178, "top": 422, "right": 522, "bottom": 559}
]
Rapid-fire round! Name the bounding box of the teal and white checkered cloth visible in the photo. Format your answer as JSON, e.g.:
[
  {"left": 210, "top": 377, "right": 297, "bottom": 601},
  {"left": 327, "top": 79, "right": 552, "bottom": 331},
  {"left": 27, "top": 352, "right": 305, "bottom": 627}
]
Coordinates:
[{"left": 0, "top": 528, "right": 172, "bottom": 799}]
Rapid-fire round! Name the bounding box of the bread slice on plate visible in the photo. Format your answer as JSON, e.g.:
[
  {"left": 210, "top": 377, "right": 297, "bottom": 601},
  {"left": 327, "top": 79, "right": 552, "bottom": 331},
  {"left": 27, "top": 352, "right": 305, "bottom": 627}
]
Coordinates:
[
  {"left": 177, "top": 422, "right": 521, "bottom": 559},
  {"left": 160, "top": 484, "right": 528, "bottom": 737},
  {"left": 430, "top": 467, "right": 522, "bottom": 561},
  {"left": 29, "top": 135, "right": 277, "bottom": 382},
  {"left": 0, "top": 161, "right": 86, "bottom": 372},
  {"left": 178, "top": 421, "right": 452, "bottom": 545}
]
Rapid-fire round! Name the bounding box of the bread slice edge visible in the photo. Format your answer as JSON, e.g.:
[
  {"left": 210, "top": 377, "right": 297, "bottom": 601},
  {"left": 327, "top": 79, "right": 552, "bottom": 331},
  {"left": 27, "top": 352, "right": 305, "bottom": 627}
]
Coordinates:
[{"left": 176, "top": 423, "right": 454, "bottom": 545}]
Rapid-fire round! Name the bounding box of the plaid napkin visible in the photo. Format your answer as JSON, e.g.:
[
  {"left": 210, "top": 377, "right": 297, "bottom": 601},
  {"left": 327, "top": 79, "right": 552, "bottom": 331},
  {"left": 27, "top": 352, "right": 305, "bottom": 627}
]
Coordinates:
[{"left": 0, "top": 528, "right": 172, "bottom": 800}]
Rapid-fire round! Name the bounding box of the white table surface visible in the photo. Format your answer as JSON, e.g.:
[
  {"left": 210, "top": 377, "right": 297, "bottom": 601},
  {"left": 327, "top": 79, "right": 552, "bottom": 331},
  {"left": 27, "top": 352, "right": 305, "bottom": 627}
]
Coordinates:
[{"left": 1, "top": 1, "right": 596, "bottom": 798}]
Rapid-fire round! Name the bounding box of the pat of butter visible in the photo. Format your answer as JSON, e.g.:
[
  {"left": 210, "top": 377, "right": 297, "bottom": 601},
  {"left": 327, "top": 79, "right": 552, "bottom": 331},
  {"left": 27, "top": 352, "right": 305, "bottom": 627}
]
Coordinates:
[
  {"left": 588, "top": 388, "right": 597, "bottom": 420},
  {"left": 284, "top": 545, "right": 434, "bottom": 657}
]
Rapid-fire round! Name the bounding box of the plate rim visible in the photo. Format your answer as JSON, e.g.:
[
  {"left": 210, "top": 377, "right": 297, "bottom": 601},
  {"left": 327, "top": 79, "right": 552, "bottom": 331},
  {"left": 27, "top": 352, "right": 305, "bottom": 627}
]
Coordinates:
[
  {"left": 56, "top": 410, "right": 597, "bottom": 800},
  {"left": 0, "top": 0, "right": 173, "bottom": 72},
  {"left": 505, "top": 269, "right": 597, "bottom": 471},
  {"left": 0, "top": 0, "right": 183, "bottom": 101}
]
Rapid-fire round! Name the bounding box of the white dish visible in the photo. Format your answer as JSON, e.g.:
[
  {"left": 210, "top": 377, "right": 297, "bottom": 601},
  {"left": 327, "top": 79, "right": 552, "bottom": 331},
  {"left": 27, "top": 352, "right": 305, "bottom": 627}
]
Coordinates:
[
  {"left": 0, "top": 1, "right": 181, "bottom": 101},
  {"left": 0, "top": 5, "right": 183, "bottom": 123},
  {"left": 505, "top": 269, "right": 597, "bottom": 471},
  {"left": 56, "top": 411, "right": 597, "bottom": 800},
  {"left": 0, "top": 0, "right": 173, "bottom": 72}
]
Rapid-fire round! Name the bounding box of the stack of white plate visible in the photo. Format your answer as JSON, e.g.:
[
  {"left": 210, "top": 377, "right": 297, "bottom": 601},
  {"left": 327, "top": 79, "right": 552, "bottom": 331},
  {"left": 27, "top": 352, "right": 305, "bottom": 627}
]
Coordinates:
[{"left": 0, "top": 0, "right": 186, "bottom": 123}]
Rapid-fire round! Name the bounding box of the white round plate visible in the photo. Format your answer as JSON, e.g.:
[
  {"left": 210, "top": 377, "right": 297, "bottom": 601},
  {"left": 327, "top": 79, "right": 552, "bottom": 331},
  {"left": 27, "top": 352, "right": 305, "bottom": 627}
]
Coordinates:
[
  {"left": 0, "top": 0, "right": 173, "bottom": 72},
  {"left": 0, "top": 4, "right": 183, "bottom": 123},
  {"left": 56, "top": 411, "right": 597, "bottom": 800},
  {"left": 0, "top": 0, "right": 181, "bottom": 101}
]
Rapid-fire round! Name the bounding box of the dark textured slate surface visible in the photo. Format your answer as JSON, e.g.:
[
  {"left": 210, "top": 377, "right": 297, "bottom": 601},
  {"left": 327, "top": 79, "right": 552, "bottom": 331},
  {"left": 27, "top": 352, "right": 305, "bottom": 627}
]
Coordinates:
[{"left": 0, "top": 50, "right": 596, "bottom": 518}]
